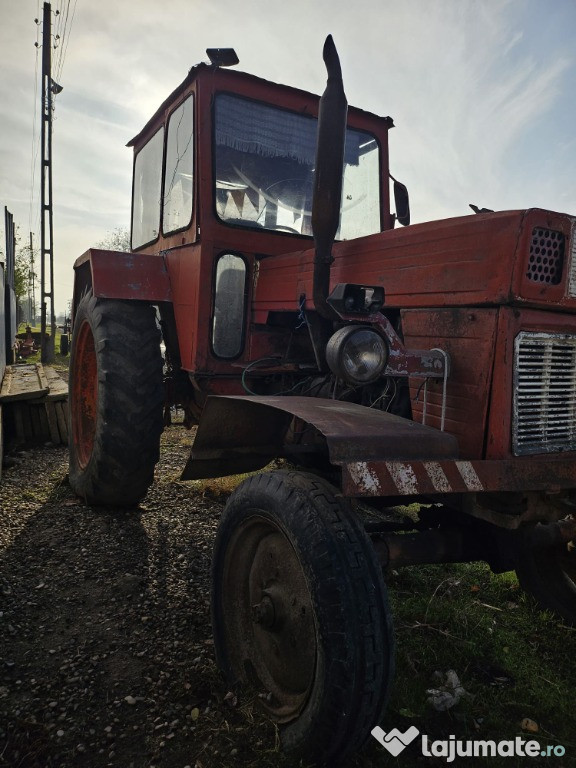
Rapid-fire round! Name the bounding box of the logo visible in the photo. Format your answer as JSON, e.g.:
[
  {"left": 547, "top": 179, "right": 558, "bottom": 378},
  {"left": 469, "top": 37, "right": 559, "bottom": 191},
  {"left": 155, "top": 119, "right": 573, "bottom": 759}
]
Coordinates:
[
  {"left": 370, "top": 725, "right": 420, "bottom": 757},
  {"left": 371, "top": 726, "right": 567, "bottom": 762}
]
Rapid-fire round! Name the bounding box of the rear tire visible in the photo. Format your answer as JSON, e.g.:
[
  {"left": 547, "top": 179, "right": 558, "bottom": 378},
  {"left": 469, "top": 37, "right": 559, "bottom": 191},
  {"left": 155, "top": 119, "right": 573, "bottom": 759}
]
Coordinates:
[
  {"left": 211, "top": 470, "right": 394, "bottom": 765},
  {"left": 69, "top": 292, "right": 163, "bottom": 506}
]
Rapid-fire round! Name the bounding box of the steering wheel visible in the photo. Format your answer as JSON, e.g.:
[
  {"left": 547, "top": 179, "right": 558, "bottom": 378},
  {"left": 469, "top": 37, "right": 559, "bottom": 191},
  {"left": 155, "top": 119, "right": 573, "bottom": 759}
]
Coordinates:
[{"left": 274, "top": 224, "right": 301, "bottom": 234}]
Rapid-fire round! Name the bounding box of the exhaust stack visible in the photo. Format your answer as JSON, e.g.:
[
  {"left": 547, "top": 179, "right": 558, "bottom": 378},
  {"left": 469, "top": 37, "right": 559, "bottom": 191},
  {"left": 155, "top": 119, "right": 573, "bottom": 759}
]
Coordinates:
[{"left": 311, "top": 35, "right": 348, "bottom": 319}]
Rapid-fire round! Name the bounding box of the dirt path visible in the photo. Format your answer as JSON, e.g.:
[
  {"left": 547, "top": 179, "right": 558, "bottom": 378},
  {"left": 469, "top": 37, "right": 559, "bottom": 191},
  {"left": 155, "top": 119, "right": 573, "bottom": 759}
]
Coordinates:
[{"left": 0, "top": 428, "right": 290, "bottom": 768}]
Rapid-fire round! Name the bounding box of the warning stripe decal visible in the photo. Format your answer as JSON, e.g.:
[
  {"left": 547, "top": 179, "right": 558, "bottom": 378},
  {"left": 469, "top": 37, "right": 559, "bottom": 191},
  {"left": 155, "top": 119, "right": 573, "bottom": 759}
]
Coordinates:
[{"left": 342, "top": 457, "right": 576, "bottom": 497}]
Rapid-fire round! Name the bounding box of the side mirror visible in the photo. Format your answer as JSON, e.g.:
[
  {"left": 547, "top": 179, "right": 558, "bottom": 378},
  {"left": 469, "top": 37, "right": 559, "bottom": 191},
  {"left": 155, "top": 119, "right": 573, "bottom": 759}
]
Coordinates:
[{"left": 393, "top": 178, "right": 410, "bottom": 226}]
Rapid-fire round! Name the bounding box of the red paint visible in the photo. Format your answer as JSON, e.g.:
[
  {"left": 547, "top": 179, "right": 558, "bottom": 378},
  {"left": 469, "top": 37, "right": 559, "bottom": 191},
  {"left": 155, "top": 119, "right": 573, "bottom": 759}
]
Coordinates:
[
  {"left": 72, "top": 320, "right": 98, "bottom": 469},
  {"left": 254, "top": 209, "right": 576, "bottom": 315},
  {"left": 401, "top": 308, "right": 499, "bottom": 458},
  {"left": 74, "top": 249, "right": 172, "bottom": 302}
]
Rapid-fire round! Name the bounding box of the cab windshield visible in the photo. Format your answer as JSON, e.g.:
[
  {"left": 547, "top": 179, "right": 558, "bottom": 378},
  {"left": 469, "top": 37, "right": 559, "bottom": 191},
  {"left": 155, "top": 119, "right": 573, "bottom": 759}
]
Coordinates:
[{"left": 214, "top": 94, "right": 381, "bottom": 239}]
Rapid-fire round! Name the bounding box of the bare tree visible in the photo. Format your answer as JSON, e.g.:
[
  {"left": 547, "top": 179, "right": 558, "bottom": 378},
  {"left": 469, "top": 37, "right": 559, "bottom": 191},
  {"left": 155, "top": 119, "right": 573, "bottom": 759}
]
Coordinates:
[{"left": 96, "top": 227, "right": 131, "bottom": 252}]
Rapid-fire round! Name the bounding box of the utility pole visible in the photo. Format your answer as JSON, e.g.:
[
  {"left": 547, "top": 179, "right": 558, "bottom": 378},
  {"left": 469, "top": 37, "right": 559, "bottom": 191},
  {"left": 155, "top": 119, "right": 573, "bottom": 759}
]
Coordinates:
[
  {"left": 39, "top": 1, "right": 56, "bottom": 363},
  {"left": 4, "top": 207, "right": 17, "bottom": 364},
  {"left": 29, "top": 231, "right": 36, "bottom": 324}
]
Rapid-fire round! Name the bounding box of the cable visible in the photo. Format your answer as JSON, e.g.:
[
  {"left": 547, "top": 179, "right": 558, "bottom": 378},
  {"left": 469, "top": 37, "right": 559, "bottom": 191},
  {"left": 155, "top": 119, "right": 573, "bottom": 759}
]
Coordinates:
[
  {"left": 52, "top": 0, "right": 67, "bottom": 81},
  {"left": 55, "top": 0, "right": 77, "bottom": 84},
  {"left": 241, "top": 357, "right": 281, "bottom": 395}
]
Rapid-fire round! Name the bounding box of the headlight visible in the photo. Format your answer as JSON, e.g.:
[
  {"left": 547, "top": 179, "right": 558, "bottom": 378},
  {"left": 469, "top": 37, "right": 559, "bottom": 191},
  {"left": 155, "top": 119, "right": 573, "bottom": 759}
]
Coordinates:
[{"left": 326, "top": 325, "right": 389, "bottom": 385}]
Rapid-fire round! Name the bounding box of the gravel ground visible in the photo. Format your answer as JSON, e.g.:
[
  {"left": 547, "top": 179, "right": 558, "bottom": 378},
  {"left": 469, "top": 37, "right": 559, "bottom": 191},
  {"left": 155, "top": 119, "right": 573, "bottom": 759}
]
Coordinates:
[{"left": 0, "top": 425, "right": 292, "bottom": 768}]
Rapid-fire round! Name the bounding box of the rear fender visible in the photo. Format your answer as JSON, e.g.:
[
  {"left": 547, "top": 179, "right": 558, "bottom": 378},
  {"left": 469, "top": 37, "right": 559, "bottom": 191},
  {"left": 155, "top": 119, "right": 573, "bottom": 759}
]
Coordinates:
[
  {"left": 181, "top": 394, "right": 458, "bottom": 480},
  {"left": 72, "top": 249, "right": 172, "bottom": 319}
]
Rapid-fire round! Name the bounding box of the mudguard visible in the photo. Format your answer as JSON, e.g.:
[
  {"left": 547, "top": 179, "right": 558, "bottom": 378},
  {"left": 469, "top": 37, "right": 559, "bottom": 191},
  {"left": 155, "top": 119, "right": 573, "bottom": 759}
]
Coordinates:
[
  {"left": 72, "top": 249, "right": 172, "bottom": 317},
  {"left": 181, "top": 395, "right": 459, "bottom": 480}
]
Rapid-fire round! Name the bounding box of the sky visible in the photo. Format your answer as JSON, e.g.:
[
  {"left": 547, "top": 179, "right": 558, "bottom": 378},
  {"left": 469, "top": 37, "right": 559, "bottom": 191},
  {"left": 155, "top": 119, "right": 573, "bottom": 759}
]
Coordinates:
[{"left": 1, "top": 0, "right": 575, "bottom": 314}]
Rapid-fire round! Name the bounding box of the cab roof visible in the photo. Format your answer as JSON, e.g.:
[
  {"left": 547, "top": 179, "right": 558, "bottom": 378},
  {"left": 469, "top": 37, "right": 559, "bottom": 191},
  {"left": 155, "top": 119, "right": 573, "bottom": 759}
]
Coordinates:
[{"left": 127, "top": 61, "right": 393, "bottom": 149}]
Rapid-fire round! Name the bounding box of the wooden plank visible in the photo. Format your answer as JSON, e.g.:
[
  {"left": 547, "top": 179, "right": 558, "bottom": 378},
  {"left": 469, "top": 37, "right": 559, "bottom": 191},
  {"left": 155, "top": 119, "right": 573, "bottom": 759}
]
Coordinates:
[
  {"left": 13, "top": 404, "right": 25, "bottom": 442},
  {"left": 44, "top": 401, "right": 60, "bottom": 444},
  {"left": 0, "top": 367, "right": 13, "bottom": 400},
  {"left": 21, "top": 404, "right": 33, "bottom": 442},
  {"left": 54, "top": 401, "right": 68, "bottom": 444},
  {"left": 36, "top": 363, "right": 49, "bottom": 393},
  {"left": 44, "top": 366, "right": 68, "bottom": 401},
  {"left": 38, "top": 402, "right": 50, "bottom": 439},
  {"left": 0, "top": 364, "right": 49, "bottom": 402},
  {"left": 29, "top": 403, "right": 42, "bottom": 439}
]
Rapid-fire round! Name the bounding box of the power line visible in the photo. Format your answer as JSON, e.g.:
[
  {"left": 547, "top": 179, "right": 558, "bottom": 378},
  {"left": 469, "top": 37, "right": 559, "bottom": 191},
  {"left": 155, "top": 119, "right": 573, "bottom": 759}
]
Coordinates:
[
  {"left": 59, "top": 0, "right": 77, "bottom": 82},
  {"left": 56, "top": 1, "right": 69, "bottom": 81},
  {"left": 54, "top": 0, "right": 77, "bottom": 85},
  {"left": 52, "top": 0, "right": 66, "bottom": 81}
]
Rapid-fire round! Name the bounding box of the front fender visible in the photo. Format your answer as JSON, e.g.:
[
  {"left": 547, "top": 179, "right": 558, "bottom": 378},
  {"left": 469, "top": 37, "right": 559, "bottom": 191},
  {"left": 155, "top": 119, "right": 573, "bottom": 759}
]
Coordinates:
[{"left": 181, "top": 395, "right": 458, "bottom": 480}]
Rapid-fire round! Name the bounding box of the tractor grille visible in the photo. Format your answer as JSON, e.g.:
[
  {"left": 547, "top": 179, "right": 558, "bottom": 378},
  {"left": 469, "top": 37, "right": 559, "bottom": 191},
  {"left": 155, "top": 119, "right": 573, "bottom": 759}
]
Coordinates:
[
  {"left": 513, "top": 332, "right": 576, "bottom": 455},
  {"left": 526, "top": 227, "right": 565, "bottom": 285}
]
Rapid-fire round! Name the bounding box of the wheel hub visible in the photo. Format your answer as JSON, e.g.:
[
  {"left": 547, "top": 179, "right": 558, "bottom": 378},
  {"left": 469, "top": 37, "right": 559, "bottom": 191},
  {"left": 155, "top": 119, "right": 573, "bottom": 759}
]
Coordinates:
[
  {"left": 221, "top": 515, "right": 317, "bottom": 722},
  {"left": 252, "top": 594, "right": 276, "bottom": 628}
]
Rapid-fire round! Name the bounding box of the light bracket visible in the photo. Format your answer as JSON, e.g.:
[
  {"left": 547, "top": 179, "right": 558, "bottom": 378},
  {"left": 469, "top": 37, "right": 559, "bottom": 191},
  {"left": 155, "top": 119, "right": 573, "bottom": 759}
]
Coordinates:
[
  {"left": 327, "top": 283, "right": 385, "bottom": 317},
  {"left": 206, "top": 48, "right": 239, "bottom": 68}
]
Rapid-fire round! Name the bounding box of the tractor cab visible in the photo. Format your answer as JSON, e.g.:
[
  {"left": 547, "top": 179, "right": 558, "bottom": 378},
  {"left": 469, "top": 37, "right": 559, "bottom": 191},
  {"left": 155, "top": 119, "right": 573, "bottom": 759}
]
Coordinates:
[
  {"left": 128, "top": 54, "right": 394, "bottom": 254},
  {"left": 123, "top": 56, "right": 397, "bottom": 387}
]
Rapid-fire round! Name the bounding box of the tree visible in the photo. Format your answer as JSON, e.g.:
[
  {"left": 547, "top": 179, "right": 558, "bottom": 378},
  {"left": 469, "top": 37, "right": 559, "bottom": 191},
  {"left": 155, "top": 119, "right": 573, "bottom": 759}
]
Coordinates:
[
  {"left": 97, "top": 227, "right": 131, "bottom": 252},
  {"left": 14, "top": 252, "right": 29, "bottom": 302}
]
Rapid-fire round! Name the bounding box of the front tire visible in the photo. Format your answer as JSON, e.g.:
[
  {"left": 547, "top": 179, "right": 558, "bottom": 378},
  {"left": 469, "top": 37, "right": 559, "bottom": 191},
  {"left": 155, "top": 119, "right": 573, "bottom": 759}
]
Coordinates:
[
  {"left": 69, "top": 292, "right": 163, "bottom": 506},
  {"left": 211, "top": 470, "right": 394, "bottom": 765}
]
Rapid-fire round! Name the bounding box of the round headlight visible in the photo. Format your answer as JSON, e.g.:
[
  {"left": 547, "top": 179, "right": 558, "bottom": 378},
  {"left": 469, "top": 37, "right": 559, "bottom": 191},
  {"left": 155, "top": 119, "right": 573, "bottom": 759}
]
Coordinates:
[{"left": 326, "top": 325, "right": 389, "bottom": 385}]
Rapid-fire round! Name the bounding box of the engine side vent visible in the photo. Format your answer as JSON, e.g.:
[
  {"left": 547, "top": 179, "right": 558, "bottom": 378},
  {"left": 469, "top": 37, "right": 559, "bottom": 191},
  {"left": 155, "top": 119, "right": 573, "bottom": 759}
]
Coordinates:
[
  {"left": 526, "top": 227, "right": 565, "bottom": 285},
  {"left": 514, "top": 332, "right": 576, "bottom": 455}
]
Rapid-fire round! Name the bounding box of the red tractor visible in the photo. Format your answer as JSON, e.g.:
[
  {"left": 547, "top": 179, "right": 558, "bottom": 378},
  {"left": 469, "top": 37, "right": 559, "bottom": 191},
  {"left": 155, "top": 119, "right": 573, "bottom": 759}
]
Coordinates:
[{"left": 69, "top": 37, "right": 576, "bottom": 764}]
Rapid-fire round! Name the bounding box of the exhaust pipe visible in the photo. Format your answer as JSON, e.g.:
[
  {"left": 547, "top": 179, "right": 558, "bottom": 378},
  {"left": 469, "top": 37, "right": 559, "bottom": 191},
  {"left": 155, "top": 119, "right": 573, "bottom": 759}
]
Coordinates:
[{"left": 311, "top": 35, "right": 348, "bottom": 319}]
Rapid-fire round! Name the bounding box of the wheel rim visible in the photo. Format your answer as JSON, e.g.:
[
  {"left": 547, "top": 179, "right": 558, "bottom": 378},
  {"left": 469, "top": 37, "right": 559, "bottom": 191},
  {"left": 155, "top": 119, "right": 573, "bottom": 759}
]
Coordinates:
[
  {"left": 221, "top": 514, "right": 317, "bottom": 722},
  {"left": 72, "top": 320, "right": 98, "bottom": 469}
]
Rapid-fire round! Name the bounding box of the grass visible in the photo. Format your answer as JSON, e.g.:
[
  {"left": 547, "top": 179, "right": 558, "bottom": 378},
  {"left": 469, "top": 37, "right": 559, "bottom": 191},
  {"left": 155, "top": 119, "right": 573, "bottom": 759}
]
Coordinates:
[
  {"left": 365, "top": 560, "right": 576, "bottom": 766},
  {"left": 15, "top": 322, "right": 70, "bottom": 370}
]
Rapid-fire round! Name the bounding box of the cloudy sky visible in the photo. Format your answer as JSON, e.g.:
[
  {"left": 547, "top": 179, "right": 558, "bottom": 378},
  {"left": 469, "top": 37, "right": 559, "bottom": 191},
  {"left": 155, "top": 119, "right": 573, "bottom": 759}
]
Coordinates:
[{"left": 1, "top": 0, "right": 575, "bottom": 314}]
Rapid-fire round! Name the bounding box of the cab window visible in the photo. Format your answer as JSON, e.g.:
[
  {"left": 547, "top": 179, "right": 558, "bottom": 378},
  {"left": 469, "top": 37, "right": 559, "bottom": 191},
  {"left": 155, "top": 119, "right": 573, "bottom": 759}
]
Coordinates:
[
  {"left": 163, "top": 95, "right": 194, "bottom": 235},
  {"left": 214, "top": 94, "right": 381, "bottom": 239},
  {"left": 132, "top": 127, "right": 163, "bottom": 249}
]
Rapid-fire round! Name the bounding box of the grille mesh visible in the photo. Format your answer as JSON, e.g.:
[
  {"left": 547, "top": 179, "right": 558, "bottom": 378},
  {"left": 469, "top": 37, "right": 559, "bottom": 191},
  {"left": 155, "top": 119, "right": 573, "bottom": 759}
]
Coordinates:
[
  {"left": 526, "top": 227, "right": 565, "bottom": 285},
  {"left": 514, "top": 332, "right": 576, "bottom": 455}
]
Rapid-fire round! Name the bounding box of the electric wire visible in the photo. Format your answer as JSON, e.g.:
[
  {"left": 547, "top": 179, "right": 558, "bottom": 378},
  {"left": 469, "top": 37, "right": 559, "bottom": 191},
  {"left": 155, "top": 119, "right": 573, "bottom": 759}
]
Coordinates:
[
  {"left": 54, "top": 0, "right": 77, "bottom": 85},
  {"left": 30, "top": 0, "right": 77, "bottom": 241},
  {"left": 52, "top": 0, "right": 67, "bottom": 80}
]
